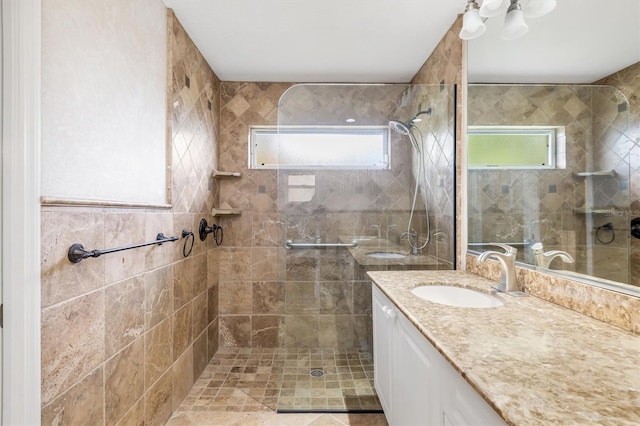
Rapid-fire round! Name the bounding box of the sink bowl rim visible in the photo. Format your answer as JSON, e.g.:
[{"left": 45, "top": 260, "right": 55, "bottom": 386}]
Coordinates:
[
  {"left": 410, "top": 284, "right": 504, "bottom": 309},
  {"left": 366, "top": 251, "right": 407, "bottom": 259}
]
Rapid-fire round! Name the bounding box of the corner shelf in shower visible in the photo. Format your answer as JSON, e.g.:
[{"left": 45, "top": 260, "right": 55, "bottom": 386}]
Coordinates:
[
  {"left": 212, "top": 170, "right": 242, "bottom": 178},
  {"left": 574, "top": 206, "right": 616, "bottom": 215},
  {"left": 573, "top": 170, "right": 616, "bottom": 177},
  {"left": 212, "top": 208, "right": 242, "bottom": 216},
  {"left": 211, "top": 172, "right": 241, "bottom": 216}
]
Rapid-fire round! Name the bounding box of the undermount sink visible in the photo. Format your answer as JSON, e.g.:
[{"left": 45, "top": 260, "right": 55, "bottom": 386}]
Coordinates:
[
  {"left": 367, "top": 252, "right": 407, "bottom": 259},
  {"left": 411, "top": 285, "right": 504, "bottom": 308}
]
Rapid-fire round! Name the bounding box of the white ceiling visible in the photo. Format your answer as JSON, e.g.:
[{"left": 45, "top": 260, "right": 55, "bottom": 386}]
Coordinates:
[
  {"left": 163, "top": 0, "right": 640, "bottom": 84},
  {"left": 162, "top": 0, "right": 466, "bottom": 82},
  {"left": 468, "top": 0, "right": 640, "bottom": 84}
]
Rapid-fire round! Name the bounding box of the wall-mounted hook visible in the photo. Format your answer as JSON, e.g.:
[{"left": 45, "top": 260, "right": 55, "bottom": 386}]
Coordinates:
[
  {"left": 595, "top": 222, "right": 615, "bottom": 244},
  {"left": 631, "top": 217, "right": 640, "bottom": 240},
  {"left": 199, "top": 218, "right": 223, "bottom": 245},
  {"left": 181, "top": 229, "right": 195, "bottom": 257}
]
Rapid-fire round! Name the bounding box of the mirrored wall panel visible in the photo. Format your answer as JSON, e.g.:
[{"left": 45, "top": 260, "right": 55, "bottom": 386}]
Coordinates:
[{"left": 467, "top": 84, "right": 637, "bottom": 294}]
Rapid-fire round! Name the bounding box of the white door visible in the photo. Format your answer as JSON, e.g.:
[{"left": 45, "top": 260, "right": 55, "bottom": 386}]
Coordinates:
[
  {"left": 2, "top": 0, "right": 41, "bottom": 424},
  {"left": 0, "top": 1, "right": 3, "bottom": 417}
]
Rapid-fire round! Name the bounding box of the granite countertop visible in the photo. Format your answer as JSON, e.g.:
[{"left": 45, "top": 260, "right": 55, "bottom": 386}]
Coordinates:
[
  {"left": 367, "top": 270, "right": 640, "bottom": 426},
  {"left": 338, "top": 235, "right": 448, "bottom": 268}
]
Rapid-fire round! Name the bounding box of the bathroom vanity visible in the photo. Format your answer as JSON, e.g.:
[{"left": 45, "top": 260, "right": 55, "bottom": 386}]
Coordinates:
[
  {"left": 369, "top": 270, "right": 640, "bottom": 425},
  {"left": 338, "top": 235, "right": 450, "bottom": 270},
  {"left": 373, "top": 285, "right": 505, "bottom": 425}
]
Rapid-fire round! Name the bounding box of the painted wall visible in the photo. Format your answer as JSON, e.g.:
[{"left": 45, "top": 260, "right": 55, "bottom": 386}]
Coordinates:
[
  {"left": 40, "top": 6, "right": 221, "bottom": 425},
  {"left": 41, "top": 0, "right": 168, "bottom": 205}
]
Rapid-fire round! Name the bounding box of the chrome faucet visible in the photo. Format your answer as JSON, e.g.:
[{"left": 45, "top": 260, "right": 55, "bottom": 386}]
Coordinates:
[
  {"left": 400, "top": 230, "right": 419, "bottom": 255},
  {"left": 370, "top": 224, "right": 382, "bottom": 239},
  {"left": 432, "top": 231, "right": 447, "bottom": 242},
  {"left": 386, "top": 224, "right": 398, "bottom": 240},
  {"left": 477, "top": 243, "right": 519, "bottom": 293},
  {"left": 531, "top": 243, "right": 574, "bottom": 269}
]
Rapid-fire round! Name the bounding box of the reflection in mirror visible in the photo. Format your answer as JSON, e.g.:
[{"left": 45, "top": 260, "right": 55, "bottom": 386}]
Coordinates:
[{"left": 467, "top": 84, "right": 639, "bottom": 296}]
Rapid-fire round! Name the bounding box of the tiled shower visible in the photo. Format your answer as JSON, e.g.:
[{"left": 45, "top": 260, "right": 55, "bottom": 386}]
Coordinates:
[
  {"left": 40, "top": 4, "right": 463, "bottom": 423},
  {"left": 211, "top": 82, "right": 457, "bottom": 412}
]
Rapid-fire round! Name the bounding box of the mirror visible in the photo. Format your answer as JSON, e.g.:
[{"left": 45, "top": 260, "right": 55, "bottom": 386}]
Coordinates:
[{"left": 465, "top": 0, "right": 640, "bottom": 296}]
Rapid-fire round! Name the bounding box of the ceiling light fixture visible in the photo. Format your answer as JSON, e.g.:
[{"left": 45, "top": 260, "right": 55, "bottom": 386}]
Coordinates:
[
  {"left": 479, "top": 0, "right": 508, "bottom": 18},
  {"left": 459, "top": 0, "right": 556, "bottom": 41},
  {"left": 501, "top": 0, "right": 528, "bottom": 39},
  {"left": 459, "top": 1, "right": 487, "bottom": 40}
]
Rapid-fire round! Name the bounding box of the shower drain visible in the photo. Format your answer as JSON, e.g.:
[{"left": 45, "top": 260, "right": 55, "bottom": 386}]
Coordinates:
[{"left": 309, "top": 368, "right": 324, "bottom": 378}]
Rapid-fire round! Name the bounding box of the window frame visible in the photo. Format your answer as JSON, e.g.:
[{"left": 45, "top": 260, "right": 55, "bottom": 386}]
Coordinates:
[
  {"left": 467, "top": 125, "right": 566, "bottom": 170},
  {"left": 249, "top": 125, "right": 391, "bottom": 170}
]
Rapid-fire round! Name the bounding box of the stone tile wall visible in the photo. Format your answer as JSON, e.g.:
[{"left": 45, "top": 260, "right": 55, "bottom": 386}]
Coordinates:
[
  {"left": 597, "top": 62, "right": 640, "bottom": 286},
  {"left": 215, "top": 18, "right": 462, "bottom": 350},
  {"left": 216, "top": 83, "right": 412, "bottom": 350},
  {"left": 465, "top": 63, "right": 640, "bottom": 328},
  {"left": 216, "top": 82, "right": 287, "bottom": 349},
  {"left": 411, "top": 15, "right": 464, "bottom": 267},
  {"left": 40, "top": 10, "right": 221, "bottom": 425},
  {"left": 467, "top": 85, "right": 632, "bottom": 284}
]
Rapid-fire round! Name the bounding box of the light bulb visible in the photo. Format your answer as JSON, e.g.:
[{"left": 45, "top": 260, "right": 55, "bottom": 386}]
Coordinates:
[
  {"left": 479, "top": 0, "right": 509, "bottom": 18},
  {"left": 459, "top": 2, "right": 487, "bottom": 40},
  {"left": 501, "top": 1, "right": 529, "bottom": 40}
]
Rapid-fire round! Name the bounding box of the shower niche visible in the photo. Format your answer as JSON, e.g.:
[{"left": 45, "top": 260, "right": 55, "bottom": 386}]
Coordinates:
[{"left": 211, "top": 169, "right": 242, "bottom": 216}]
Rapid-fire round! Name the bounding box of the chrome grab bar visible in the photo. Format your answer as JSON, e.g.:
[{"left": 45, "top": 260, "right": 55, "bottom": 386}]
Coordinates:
[
  {"left": 468, "top": 240, "right": 532, "bottom": 248},
  {"left": 284, "top": 239, "right": 359, "bottom": 250}
]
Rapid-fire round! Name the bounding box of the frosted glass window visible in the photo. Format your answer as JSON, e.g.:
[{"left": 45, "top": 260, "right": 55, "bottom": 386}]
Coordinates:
[
  {"left": 250, "top": 126, "right": 390, "bottom": 169},
  {"left": 468, "top": 126, "right": 565, "bottom": 169}
]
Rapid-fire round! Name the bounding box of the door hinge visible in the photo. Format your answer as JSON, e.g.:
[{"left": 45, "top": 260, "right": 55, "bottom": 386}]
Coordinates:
[{"left": 1, "top": 303, "right": 3, "bottom": 328}]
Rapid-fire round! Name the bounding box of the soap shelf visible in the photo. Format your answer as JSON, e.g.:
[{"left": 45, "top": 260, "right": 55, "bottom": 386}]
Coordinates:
[
  {"left": 212, "top": 208, "right": 242, "bottom": 216},
  {"left": 574, "top": 207, "right": 615, "bottom": 215},
  {"left": 212, "top": 170, "right": 241, "bottom": 178},
  {"left": 573, "top": 170, "right": 616, "bottom": 177}
]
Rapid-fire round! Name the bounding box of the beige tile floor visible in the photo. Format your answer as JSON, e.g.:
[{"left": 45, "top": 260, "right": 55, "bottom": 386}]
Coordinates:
[{"left": 167, "top": 348, "right": 388, "bottom": 426}]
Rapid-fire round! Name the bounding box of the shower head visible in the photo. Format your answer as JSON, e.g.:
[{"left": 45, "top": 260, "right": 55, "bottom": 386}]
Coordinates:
[
  {"left": 389, "top": 120, "right": 411, "bottom": 135},
  {"left": 389, "top": 119, "right": 421, "bottom": 152}
]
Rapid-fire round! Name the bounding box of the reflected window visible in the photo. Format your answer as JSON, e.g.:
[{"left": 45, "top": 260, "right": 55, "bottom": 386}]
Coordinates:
[
  {"left": 250, "top": 125, "right": 390, "bottom": 169},
  {"left": 468, "top": 126, "right": 565, "bottom": 169},
  {"left": 287, "top": 174, "right": 315, "bottom": 203}
]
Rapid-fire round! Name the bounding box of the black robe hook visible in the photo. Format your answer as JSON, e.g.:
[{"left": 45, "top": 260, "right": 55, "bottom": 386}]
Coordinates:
[{"left": 199, "top": 218, "right": 223, "bottom": 245}]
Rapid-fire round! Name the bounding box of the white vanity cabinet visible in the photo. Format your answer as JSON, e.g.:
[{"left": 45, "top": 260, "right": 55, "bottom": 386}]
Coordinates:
[
  {"left": 373, "top": 286, "right": 442, "bottom": 425},
  {"left": 373, "top": 286, "right": 506, "bottom": 426}
]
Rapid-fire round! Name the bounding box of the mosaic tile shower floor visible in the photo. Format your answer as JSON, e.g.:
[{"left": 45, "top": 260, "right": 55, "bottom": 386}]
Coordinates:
[{"left": 168, "top": 348, "right": 386, "bottom": 425}]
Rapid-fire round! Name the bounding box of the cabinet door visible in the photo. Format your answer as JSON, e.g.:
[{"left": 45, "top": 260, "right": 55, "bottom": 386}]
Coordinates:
[
  {"left": 441, "top": 358, "right": 506, "bottom": 426},
  {"left": 394, "top": 310, "right": 442, "bottom": 426},
  {"left": 373, "top": 287, "right": 395, "bottom": 419},
  {"left": 372, "top": 286, "right": 505, "bottom": 426}
]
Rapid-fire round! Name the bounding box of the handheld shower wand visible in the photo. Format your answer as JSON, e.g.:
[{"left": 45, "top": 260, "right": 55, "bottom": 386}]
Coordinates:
[
  {"left": 388, "top": 120, "right": 421, "bottom": 151},
  {"left": 388, "top": 109, "right": 433, "bottom": 253}
]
